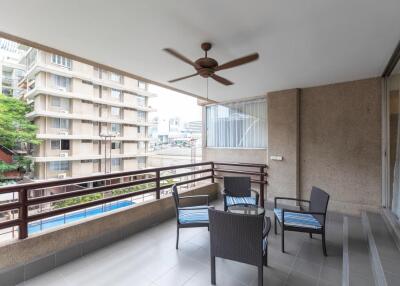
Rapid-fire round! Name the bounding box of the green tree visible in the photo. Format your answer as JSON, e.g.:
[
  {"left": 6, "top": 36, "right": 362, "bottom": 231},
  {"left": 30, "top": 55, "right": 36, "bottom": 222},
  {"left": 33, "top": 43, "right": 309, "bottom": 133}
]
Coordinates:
[
  {"left": 0, "top": 94, "right": 39, "bottom": 178},
  {"left": 0, "top": 93, "right": 39, "bottom": 148}
]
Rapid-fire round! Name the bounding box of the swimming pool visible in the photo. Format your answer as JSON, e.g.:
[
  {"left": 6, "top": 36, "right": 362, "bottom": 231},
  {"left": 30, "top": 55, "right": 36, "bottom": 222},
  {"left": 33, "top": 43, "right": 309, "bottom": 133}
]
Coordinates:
[{"left": 28, "top": 200, "right": 134, "bottom": 234}]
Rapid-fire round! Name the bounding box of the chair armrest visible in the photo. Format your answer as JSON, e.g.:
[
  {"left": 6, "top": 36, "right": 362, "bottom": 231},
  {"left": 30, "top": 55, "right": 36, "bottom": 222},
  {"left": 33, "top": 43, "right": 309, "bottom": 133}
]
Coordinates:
[
  {"left": 179, "top": 194, "right": 209, "bottom": 206},
  {"left": 274, "top": 197, "right": 310, "bottom": 208},
  {"left": 251, "top": 189, "right": 260, "bottom": 205},
  {"left": 281, "top": 209, "right": 325, "bottom": 216},
  {"left": 178, "top": 206, "right": 213, "bottom": 211}
]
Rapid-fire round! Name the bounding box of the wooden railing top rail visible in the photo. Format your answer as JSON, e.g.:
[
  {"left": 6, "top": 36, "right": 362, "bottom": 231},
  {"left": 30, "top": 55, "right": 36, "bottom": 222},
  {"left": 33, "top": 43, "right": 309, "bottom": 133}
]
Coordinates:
[{"left": 0, "top": 161, "right": 213, "bottom": 193}]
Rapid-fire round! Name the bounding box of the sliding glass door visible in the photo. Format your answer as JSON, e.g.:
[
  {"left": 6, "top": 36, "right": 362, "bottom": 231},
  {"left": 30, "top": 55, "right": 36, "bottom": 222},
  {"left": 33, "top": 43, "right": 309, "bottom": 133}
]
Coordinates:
[{"left": 388, "top": 62, "right": 400, "bottom": 218}]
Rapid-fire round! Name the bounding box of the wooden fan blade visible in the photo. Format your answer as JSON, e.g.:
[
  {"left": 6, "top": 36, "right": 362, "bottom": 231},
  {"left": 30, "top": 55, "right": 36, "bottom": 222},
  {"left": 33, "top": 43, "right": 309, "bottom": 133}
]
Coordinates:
[
  {"left": 215, "top": 53, "right": 259, "bottom": 71},
  {"left": 163, "top": 48, "right": 200, "bottom": 69},
  {"left": 168, "top": 73, "right": 199, "bottom": 83},
  {"left": 210, "top": 74, "right": 234, "bottom": 85}
]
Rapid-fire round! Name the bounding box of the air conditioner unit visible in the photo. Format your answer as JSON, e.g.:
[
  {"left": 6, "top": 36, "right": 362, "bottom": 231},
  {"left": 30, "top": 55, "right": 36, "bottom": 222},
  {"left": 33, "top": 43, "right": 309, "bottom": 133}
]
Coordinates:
[
  {"left": 58, "top": 131, "right": 69, "bottom": 135},
  {"left": 59, "top": 152, "right": 69, "bottom": 158},
  {"left": 57, "top": 173, "right": 67, "bottom": 179}
]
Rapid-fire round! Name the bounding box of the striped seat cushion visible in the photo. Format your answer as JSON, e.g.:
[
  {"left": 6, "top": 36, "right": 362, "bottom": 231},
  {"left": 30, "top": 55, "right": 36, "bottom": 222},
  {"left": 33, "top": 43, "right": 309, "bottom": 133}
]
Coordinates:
[
  {"left": 274, "top": 208, "right": 321, "bottom": 229},
  {"left": 178, "top": 208, "right": 209, "bottom": 224},
  {"left": 263, "top": 237, "right": 268, "bottom": 255},
  {"left": 226, "top": 196, "right": 257, "bottom": 207}
]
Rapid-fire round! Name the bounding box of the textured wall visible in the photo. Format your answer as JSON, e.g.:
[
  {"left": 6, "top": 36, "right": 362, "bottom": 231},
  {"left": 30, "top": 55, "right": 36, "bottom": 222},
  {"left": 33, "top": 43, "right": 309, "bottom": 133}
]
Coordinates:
[
  {"left": 267, "top": 89, "right": 299, "bottom": 202},
  {"left": 299, "top": 78, "right": 382, "bottom": 214}
]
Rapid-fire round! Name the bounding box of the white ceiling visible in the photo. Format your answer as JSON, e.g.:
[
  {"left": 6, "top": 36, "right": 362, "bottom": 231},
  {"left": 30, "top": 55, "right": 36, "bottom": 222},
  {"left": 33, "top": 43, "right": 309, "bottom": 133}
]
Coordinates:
[{"left": 1, "top": 0, "right": 400, "bottom": 102}]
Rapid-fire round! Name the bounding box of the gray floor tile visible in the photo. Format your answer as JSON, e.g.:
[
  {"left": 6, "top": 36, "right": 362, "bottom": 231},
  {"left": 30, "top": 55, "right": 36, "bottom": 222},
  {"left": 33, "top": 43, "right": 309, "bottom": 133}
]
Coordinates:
[{"left": 285, "top": 270, "right": 318, "bottom": 286}]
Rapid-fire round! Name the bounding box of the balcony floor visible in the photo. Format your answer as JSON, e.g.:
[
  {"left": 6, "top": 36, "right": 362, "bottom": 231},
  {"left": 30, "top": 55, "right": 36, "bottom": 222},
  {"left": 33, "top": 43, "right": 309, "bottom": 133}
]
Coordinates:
[{"left": 18, "top": 201, "right": 345, "bottom": 286}]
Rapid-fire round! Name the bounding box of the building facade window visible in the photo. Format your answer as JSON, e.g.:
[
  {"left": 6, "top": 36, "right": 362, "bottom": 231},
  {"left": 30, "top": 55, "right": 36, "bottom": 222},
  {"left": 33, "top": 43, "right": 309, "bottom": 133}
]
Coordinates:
[
  {"left": 26, "top": 49, "right": 37, "bottom": 69},
  {"left": 111, "top": 123, "right": 121, "bottom": 134},
  {"left": 111, "top": 89, "right": 122, "bottom": 101},
  {"left": 51, "top": 54, "right": 72, "bottom": 69},
  {"left": 137, "top": 95, "right": 146, "bottom": 106},
  {"left": 49, "top": 161, "right": 69, "bottom": 171},
  {"left": 51, "top": 96, "right": 69, "bottom": 110},
  {"left": 110, "top": 72, "right": 122, "bottom": 83},
  {"left": 111, "top": 158, "right": 121, "bottom": 166},
  {"left": 51, "top": 74, "right": 71, "bottom": 91},
  {"left": 137, "top": 111, "right": 146, "bottom": 122},
  {"left": 138, "top": 81, "right": 147, "bottom": 90},
  {"left": 110, "top": 106, "right": 120, "bottom": 117},
  {"left": 138, "top": 141, "right": 145, "bottom": 150},
  {"left": 50, "top": 140, "right": 70, "bottom": 150},
  {"left": 111, "top": 141, "right": 121, "bottom": 149},
  {"left": 52, "top": 118, "right": 69, "bottom": 129},
  {"left": 206, "top": 98, "right": 267, "bottom": 148}
]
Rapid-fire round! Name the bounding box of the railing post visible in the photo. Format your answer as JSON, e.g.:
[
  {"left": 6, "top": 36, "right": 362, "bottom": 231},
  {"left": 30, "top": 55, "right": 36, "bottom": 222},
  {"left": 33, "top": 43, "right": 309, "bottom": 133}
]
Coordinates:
[
  {"left": 155, "top": 170, "right": 160, "bottom": 199},
  {"left": 260, "top": 167, "right": 265, "bottom": 208},
  {"left": 211, "top": 162, "right": 215, "bottom": 183},
  {"left": 19, "top": 188, "right": 28, "bottom": 239}
]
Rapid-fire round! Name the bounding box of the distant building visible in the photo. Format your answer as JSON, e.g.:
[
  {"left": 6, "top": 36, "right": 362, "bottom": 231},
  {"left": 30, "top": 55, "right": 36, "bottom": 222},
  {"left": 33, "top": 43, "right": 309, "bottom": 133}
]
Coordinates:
[
  {"left": 17, "top": 48, "right": 156, "bottom": 180},
  {"left": 0, "top": 38, "right": 25, "bottom": 97},
  {"left": 184, "top": 120, "right": 202, "bottom": 134}
]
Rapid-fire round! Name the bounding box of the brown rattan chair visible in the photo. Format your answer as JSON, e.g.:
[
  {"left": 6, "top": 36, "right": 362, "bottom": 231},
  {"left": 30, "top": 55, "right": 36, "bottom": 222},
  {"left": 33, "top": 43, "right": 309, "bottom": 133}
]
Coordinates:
[
  {"left": 209, "top": 208, "right": 270, "bottom": 286},
  {"left": 274, "top": 186, "right": 330, "bottom": 256},
  {"left": 223, "top": 176, "right": 259, "bottom": 211},
  {"left": 172, "top": 184, "right": 211, "bottom": 249}
]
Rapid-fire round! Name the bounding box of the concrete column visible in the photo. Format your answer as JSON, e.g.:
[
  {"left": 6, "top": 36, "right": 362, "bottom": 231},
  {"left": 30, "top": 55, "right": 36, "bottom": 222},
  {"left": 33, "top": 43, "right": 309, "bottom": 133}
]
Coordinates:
[{"left": 267, "top": 89, "right": 300, "bottom": 203}]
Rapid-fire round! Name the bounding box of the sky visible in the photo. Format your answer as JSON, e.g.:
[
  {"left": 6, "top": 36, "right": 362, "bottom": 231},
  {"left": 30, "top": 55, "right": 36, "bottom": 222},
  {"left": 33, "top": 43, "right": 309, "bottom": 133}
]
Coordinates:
[{"left": 148, "top": 84, "right": 202, "bottom": 122}]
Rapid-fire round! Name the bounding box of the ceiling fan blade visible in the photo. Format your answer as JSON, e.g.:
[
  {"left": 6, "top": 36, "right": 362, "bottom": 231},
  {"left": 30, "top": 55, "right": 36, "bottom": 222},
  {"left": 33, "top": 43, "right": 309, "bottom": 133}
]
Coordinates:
[
  {"left": 215, "top": 53, "right": 259, "bottom": 71},
  {"left": 210, "top": 74, "right": 234, "bottom": 85},
  {"left": 163, "top": 48, "right": 200, "bottom": 69},
  {"left": 168, "top": 73, "right": 199, "bottom": 83}
]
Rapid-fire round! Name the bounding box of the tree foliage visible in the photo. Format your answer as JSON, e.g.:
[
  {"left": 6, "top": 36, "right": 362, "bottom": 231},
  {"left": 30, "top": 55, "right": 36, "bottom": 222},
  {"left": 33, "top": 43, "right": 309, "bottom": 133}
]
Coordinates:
[{"left": 0, "top": 94, "right": 39, "bottom": 149}]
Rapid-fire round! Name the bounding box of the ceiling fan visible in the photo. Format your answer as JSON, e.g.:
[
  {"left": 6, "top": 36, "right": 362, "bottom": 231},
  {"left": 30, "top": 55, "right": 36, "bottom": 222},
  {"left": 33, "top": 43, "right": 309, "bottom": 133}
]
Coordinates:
[{"left": 163, "top": 42, "right": 259, "bottom": 86}]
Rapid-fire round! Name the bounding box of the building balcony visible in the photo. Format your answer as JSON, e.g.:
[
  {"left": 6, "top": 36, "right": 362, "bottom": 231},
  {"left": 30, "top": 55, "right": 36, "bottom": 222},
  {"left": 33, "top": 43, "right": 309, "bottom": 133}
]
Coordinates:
[
  {"left": 30, "top": 152, "right": 151, "bottom": 162},
  {"left": 26, "top": 110, "right": 153, "bottom": 127},
  {"left": 23, "top": 87, "right": 156, "bottom": 112},
  {"left": 24, "top": 62, "right": 157, "bottom": 98},
  {"left": 0, "top": 162, "right": 397, "bottom": 286},
  {"left": 35, "top": 133, "right": 151, "bottom": 142}
]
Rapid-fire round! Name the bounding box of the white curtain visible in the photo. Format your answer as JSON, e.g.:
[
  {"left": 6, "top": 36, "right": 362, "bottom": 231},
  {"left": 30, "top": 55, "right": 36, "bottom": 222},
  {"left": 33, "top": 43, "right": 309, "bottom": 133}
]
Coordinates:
[{"left": 206, "top": 98, "right": 266, "bottom": 148}]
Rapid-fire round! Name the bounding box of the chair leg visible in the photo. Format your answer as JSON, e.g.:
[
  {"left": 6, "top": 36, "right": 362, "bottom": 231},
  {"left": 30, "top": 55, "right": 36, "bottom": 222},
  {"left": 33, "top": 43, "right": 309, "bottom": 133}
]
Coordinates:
[
  {"left": 274, "top": 215, "right": 277, "bottom": 235},
  {"left": 309, "top": 233, "right": 313, "bottom": 239},
  {"left": 263, "top": 251, "right": 268, "bottom": 266},
  {"left": 281, "top": 227, "right": 285, "bottom": 253},
  {"left": 322, "top": 231, "right": 327, "bottom": 256},
  {"left": 258, "top": 265, "right": 263, "bottom": 286},
  {"left": 211, "top": 255, "right": 216, "bottom": 285},
  {"left": 176, "top": 226, "right": 179, "bottom": 250}
]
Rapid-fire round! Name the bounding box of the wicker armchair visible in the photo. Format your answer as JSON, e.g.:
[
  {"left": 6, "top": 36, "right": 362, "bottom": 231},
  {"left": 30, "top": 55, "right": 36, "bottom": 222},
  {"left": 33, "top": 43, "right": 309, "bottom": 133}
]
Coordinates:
[
  {"left": 274, "top": 186, "right": 330, "bottom": 256},
  {"left": 209, "top": 209, "right": 270, "bottom": 286},
  {"left": 223, "top": 176, "right": 259, "bottom": 211},
  {"left": 172, "top": 184, "right": 211, "bottom": 249}
]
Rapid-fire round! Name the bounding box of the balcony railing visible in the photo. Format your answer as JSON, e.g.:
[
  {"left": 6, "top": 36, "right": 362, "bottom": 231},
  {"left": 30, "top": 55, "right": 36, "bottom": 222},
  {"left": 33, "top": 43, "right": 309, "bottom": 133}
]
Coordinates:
[{"left": 0, "top": 161, "right": 267, "bottom": 240}]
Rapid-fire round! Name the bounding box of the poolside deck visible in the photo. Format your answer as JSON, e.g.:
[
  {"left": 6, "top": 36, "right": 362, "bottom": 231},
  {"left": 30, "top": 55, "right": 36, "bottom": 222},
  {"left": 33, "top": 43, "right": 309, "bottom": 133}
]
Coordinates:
[{"left": 18, "top": 200, "right": 346, "bottom": 286}]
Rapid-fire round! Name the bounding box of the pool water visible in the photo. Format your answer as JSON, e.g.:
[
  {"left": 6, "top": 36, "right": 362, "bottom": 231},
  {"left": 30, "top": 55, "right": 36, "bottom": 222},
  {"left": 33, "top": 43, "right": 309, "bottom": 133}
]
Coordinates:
[{"left": 28, "top": 200, "right": 134, "bottom": 234}]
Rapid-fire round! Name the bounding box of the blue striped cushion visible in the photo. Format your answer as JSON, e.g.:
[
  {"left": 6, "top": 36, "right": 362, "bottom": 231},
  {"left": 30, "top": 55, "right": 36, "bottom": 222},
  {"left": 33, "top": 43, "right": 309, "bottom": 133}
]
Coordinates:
[
  {"left": 263, "top": 238, "right": 268, "bottom": 254},
  {"left": 178, "top": 208, "right": 209, "bottom": 224},
  {"left": 226, "top": 196, "right": 257, "bottom": 207},
  {"left": 274, "top": 208, "right": 321, "bottom": 229}
]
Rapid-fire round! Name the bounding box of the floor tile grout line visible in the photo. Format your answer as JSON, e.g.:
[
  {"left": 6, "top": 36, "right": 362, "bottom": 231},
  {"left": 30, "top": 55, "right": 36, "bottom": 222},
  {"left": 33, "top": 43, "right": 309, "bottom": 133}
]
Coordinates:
[{"left": 342, "top": 216, "right": 349, "bottom": 286}]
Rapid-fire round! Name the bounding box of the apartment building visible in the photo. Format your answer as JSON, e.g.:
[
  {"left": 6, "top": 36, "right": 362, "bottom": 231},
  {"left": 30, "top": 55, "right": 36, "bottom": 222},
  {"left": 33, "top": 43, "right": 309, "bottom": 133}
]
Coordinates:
[
  {"left": 18, "top": 49, "right": 155, "bottom": 180},
  {"left": 0, "top": 39, "right": 25, "bottom": 97}
]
